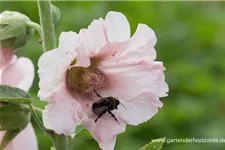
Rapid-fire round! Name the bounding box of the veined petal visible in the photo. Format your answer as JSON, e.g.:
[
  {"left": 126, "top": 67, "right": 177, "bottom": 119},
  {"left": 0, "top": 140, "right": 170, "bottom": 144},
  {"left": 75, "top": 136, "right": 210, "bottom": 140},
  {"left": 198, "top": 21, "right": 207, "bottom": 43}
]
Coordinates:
[
  {"left": 123, "top": 24, "right": 156, "bottom": 60},
  {"left": 1, "top": 57, "right": 34, "bottom": 92},
  {"left": 99, "top": 62, "right": 168, "bottom": 100},
  {"left": 115, "top": 92, "right": 163, "bottom": 126},
  {"left": 157, "top": 73, "right": 169, "bottom": 97},
  {"left": 77, "top": 11, "right": 130, "bottom": 56},
  {"left": 38, "top": 48, "right": 76, "bottom": 100},
  {"left": 99, "top": 24, "right": 157, "bottom": 71},
  {"left": 78, "top": 19, "right": 107, "bottom": 55},
  {"left": 43, "top": 86, "right": 84, "bottom": 135},
  {"left": 83, "top": 116, "right": 126, "bottom": 150},
  {"left": 72, "top": 55, "right": 91, "bottom": 68},
  {"left": 105, "top": 11, "right": 130, "bottom": 43},
  {"left": 58, "top": 31, "right": 78, "bottom": 51}
]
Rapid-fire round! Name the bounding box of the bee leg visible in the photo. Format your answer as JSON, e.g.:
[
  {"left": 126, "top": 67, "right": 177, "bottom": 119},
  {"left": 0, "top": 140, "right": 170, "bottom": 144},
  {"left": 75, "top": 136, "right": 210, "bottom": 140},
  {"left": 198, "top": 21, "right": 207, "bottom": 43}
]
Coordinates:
[
  {"left": 108, "top": 110, "right": 120, "bottom": 125},
  {"left": 95, "top": 110, "right": 106, "bottom": 123},
  {"left": 94, "top": 90, "right": 103, "bottom": 98}
]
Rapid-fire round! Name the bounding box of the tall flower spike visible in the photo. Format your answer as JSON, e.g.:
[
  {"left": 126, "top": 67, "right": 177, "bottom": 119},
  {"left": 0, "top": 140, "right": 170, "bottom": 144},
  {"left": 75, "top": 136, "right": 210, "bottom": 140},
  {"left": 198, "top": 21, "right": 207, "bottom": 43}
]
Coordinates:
[{"left": 38, "top": 11, "right": 168, "bottom": 150}]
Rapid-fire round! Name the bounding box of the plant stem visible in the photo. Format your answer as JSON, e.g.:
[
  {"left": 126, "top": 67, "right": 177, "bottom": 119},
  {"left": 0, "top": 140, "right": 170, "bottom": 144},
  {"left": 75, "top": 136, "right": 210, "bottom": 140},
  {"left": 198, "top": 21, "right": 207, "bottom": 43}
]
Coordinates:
[
  {"left": 27, "top": 104, "right": 46, "bottom": 134},
  {"left": 24, "top": 105, "right": 56, "bottom": 145},
  {"left": 37, "top": 1, "right": 71, "bottom": 149},
  {"left": 37, "top": 0, "right": 56, "bottom": 51},
  {"left": 53, "top": 134, "right": 71, "bottom": 150}
]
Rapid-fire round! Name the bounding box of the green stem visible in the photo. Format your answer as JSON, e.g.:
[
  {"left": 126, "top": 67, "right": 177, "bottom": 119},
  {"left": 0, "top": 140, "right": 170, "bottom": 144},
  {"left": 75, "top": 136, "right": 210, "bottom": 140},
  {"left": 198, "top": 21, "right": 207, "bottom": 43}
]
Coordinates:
[
  {"left": 24, "top": 105, "right": 56, "bottom": 144},
  {"left": 52, "top": 134, "right": 71, "bottom": 150},
  {"left": 37, "top": 1, "right": 71, "bottom": 149},
  {"left": 26, "top": 22, "right": 42, "bottom": 39},
  {"left": 27, "top": 104, "right": 46, "bottom": 134},
  {"left": 37, "top": 0, "right": 56, "bottom": 51}
]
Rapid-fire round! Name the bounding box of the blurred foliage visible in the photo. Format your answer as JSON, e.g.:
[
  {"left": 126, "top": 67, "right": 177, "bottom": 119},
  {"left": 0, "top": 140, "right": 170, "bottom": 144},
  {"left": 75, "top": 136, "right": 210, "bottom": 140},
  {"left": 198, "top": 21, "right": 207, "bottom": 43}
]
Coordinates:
[{"left": 1, "top": 1, "right": 225, "bottom": 150}]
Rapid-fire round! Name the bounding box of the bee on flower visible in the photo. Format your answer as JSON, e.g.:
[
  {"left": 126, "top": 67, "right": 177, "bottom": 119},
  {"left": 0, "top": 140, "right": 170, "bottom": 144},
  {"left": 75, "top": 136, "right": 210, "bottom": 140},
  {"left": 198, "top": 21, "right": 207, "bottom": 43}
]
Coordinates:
[{"left": 38, "top": 11, "right": 168, "bottom": 150}]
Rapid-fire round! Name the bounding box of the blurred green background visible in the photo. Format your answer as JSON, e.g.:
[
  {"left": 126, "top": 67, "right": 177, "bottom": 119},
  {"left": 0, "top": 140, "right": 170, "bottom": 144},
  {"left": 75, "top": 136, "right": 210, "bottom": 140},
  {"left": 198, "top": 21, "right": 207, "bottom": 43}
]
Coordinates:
[{"left": 1, "top": 1, "right": 225, "bottom": 150}]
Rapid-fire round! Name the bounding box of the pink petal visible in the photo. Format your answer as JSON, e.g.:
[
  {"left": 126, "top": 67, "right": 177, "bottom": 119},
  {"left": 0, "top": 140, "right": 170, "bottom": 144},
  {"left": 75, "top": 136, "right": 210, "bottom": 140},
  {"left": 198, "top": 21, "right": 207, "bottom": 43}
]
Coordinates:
[
  {"left": 98, "top": 24, "right": 158, "bottom": 77},
  {"left": 78, "top": 19, "right": 107, "bottom": 55},
  {"left": 58, "top": 31, "right": 78, "bottom": 51},
  {"left": 83, "top": 115, "right": 126, "bottom": 150},
  {"left": 0, "top": 48, "right": 15, "bottom": 69},
  {"left": 1, "top": 57, "right": 34, "bottom": 92},
  {"left": 130, "top": 24, "right": 156, "bottom": 50},
  {"left": 123, "top": 24, "right": 156, "bottom": 60},
  {"left": 76, "top": 11, "right": 130, "bottom": 56},
  {"left": 72, "top": 55, "right": 91, "bottom": 68},
  {"left": 105, "top": 11, "right": 130, "bottom": 43},
  {"left": 38, "top": 47, "right": 76, "bottom": 100},
  {"left": 99, "top": 62, "right": 168, "bottom": 101},
  {"left": 157, "top": 73, "right": 169, "bottom": 97},
  {"left": 115, "top": 92, "right": 163, "bottom": 126},
  {"left": 94, "top": 42, "right": 127, "bottom": 60},
  {"left": 43, "top": 86, "right": 84, "bottom": 135},
  {"left": 0, "top": 124, "right": 38, "bottom": 150},
  {"left": 103, "top": 24, "right": 157, "bottom": 66}
]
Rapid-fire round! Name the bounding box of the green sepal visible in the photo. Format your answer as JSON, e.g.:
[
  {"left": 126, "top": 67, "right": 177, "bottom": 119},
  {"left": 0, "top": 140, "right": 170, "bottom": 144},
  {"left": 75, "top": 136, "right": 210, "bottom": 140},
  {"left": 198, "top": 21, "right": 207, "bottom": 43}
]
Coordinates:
[{"left": 140, "top": 137, "right": 166, "bottom": 150}]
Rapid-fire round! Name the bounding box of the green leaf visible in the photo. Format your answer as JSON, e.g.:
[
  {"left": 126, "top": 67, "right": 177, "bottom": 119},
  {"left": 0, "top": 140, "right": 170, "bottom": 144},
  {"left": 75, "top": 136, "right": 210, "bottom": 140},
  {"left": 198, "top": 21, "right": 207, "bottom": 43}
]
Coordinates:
[
  {"left": 0, "top": 103, "right": 31, "bottom": 131},
  {"left": 0, "top": 103, "right": 31, "bottom": 149},
  {"left": 0, "top": 85, "right": 32, "bottom": 149},
  {"left": 0, "top": 85, "right": 32, "bottom": 104},
  {"left": 140, "top": 137, "right": 166, "bottom": 150}
]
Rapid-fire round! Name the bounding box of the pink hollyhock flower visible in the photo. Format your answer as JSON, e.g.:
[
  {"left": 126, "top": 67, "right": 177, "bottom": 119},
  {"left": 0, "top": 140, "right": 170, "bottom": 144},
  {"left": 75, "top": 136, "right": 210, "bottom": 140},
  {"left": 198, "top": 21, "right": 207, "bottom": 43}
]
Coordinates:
[
  {"left": 38, "top": 11, "right": 168, "bottom": 150},
  {"left": 0, "top": 48, "right": 37, "bottom": 150}
]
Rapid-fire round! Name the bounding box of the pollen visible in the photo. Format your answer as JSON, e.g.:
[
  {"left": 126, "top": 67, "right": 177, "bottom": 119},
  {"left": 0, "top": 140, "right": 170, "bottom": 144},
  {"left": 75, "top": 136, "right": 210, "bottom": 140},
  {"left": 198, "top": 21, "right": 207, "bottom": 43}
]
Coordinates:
[
  {"left": 66, "top": 60, "right": 106, "bottom": 95},
  {"left": 82, "top": 70, "right": 106, "bottom": 94}
]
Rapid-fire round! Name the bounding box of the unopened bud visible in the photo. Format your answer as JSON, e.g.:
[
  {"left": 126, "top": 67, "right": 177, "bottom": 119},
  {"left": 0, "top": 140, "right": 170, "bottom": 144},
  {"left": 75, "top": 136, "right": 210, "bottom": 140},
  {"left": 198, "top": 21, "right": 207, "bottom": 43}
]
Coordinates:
[{"left": 0, "top": 11, "right": 34, "bottom": 50}]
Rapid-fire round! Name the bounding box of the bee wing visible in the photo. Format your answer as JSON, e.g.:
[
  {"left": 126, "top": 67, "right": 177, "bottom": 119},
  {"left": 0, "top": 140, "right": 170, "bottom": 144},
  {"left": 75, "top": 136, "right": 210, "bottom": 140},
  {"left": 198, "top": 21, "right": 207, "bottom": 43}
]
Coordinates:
[{"left": 92, "top": 105, "right": 108, "bottom": 115}]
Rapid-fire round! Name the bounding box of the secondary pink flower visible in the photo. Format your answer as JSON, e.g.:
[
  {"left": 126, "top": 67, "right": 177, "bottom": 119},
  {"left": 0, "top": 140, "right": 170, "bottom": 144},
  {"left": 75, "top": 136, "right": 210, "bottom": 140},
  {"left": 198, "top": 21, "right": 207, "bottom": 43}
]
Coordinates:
[
  {"left": 0, "top": 48, "right": 37, "bottom": 150},
  {"left": 0, "top": 48, "right": 14, "bottom": 69},
  {"left": 38, "top": 11, "right": 168, "bottom": 150}
]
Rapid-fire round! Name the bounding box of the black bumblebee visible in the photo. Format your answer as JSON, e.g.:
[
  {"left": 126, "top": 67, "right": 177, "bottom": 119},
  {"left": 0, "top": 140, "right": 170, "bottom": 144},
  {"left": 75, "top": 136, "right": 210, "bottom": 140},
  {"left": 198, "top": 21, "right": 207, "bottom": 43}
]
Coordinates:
[{"left": 92, "top": 90, "right": 126, "bottom": 124}]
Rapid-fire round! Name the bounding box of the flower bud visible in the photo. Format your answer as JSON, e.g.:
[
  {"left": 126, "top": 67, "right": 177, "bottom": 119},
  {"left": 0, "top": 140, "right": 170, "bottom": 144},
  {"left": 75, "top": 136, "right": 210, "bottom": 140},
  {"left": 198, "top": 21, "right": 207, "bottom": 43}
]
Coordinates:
[
  {"left": 51, "top": 4, "right": 60, "bottom": 23},
  {"left": 0, "top": 11, "right": 34, "bottom": 50}
]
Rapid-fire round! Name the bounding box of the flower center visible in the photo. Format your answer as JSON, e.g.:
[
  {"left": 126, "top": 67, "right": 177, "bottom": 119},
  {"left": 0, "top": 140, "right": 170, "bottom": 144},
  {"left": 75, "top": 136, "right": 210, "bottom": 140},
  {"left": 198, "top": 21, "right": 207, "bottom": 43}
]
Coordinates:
[{"left": 66, "top": 59, "right": 106, "bottom": 95}]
